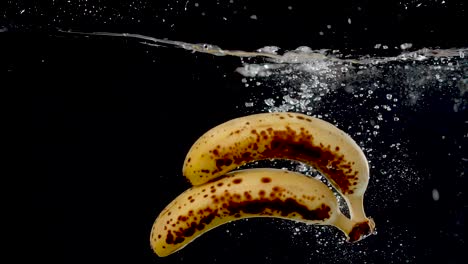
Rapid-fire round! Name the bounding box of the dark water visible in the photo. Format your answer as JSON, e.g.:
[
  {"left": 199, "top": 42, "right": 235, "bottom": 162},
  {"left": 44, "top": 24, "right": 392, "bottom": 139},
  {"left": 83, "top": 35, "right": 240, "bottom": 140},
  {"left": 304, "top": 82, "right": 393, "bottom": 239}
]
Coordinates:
[{"left": 7, "top": 1, "right": 466, "bottom": 263}]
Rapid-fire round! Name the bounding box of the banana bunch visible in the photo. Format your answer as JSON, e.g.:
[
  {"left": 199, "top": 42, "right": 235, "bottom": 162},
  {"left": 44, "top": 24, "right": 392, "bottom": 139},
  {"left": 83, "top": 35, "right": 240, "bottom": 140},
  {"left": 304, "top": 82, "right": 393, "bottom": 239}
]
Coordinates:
[{"left": 150, "top": 112, "right": 375, "bottom": 257}]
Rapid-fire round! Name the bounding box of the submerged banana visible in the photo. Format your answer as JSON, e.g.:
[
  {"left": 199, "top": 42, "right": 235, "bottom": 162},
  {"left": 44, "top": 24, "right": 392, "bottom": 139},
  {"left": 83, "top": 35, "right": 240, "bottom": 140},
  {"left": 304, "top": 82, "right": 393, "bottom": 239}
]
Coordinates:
[
  {"left": 183, "top": 112, "right": 371, "bottom": 223},
  {"left": 151, "top": 168, "right": 374, "bottom": 257}
]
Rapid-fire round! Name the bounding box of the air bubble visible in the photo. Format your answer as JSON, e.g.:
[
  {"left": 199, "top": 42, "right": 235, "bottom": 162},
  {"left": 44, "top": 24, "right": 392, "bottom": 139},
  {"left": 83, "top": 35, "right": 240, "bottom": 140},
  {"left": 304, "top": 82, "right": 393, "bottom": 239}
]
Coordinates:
[
  {"left": 264, "top": 98, "right": 275, "bottom": 106},
  {"left": 432, "top": 189, "right": 440, "bottom": 201},
  {"left": 283, "top": 95, "right": 299, "bottom": 105}
]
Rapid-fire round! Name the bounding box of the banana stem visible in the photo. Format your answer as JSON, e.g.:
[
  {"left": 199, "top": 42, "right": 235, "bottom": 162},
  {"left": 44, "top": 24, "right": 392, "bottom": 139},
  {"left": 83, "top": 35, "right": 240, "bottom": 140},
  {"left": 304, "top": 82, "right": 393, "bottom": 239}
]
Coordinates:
[{"left": 345, "top": 195, "right": 367, "bottom": 223}]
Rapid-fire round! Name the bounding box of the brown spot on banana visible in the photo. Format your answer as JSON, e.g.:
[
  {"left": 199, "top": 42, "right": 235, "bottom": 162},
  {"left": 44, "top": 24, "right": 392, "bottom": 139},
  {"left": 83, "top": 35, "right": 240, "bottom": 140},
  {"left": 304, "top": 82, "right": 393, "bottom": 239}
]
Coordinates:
[
  {"left": 182, "top": 112, "right": 372, "bottom": 223},
  {"left": 150, "top": 168, "right": 374, "bottom": 257}
]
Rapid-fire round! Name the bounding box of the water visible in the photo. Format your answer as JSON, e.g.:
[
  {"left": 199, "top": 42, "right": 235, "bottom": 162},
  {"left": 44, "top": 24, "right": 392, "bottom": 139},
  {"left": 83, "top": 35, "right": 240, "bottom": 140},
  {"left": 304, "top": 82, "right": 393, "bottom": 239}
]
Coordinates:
[
  {"left": 14, "top": 1, "right": 467, "bottom": 263},
  {"left": 24, "top": 30, "right": 465, "bottom": 263}
]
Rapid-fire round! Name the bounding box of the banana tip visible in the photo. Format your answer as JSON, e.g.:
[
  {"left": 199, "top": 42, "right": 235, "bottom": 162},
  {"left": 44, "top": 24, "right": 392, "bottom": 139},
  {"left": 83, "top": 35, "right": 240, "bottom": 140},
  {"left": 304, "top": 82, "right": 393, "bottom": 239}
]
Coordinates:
[{"left": 347, "top": 217, "right": 376, "bottom": 243}]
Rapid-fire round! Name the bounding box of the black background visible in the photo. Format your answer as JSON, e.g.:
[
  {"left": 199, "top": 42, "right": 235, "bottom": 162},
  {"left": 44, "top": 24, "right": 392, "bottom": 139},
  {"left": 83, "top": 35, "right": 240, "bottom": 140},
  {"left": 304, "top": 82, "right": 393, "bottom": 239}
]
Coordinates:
[{"left": 4, "top": 0, "right": 467, "bottom": 263}]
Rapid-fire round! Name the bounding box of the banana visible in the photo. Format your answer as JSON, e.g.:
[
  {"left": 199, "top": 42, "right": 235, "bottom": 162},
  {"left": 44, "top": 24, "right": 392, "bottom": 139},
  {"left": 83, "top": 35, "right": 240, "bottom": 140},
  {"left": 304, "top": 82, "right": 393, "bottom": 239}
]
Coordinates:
[
  {"left": 151, "top": 168, "right": 375, "bottom": 257},
  {"left": 183, "top": 112, "right": 371, "bottom": 223}
]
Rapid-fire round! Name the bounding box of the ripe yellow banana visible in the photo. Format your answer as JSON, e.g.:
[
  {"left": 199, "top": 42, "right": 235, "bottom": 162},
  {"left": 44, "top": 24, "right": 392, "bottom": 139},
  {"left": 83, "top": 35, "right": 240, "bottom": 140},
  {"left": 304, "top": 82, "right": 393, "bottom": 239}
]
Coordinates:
[
  {"left": 151, "top": 168, "right": 374, "bottom": 257},
  {"left": 183, "top": 112, "right": 371, "bottom": 223}
]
